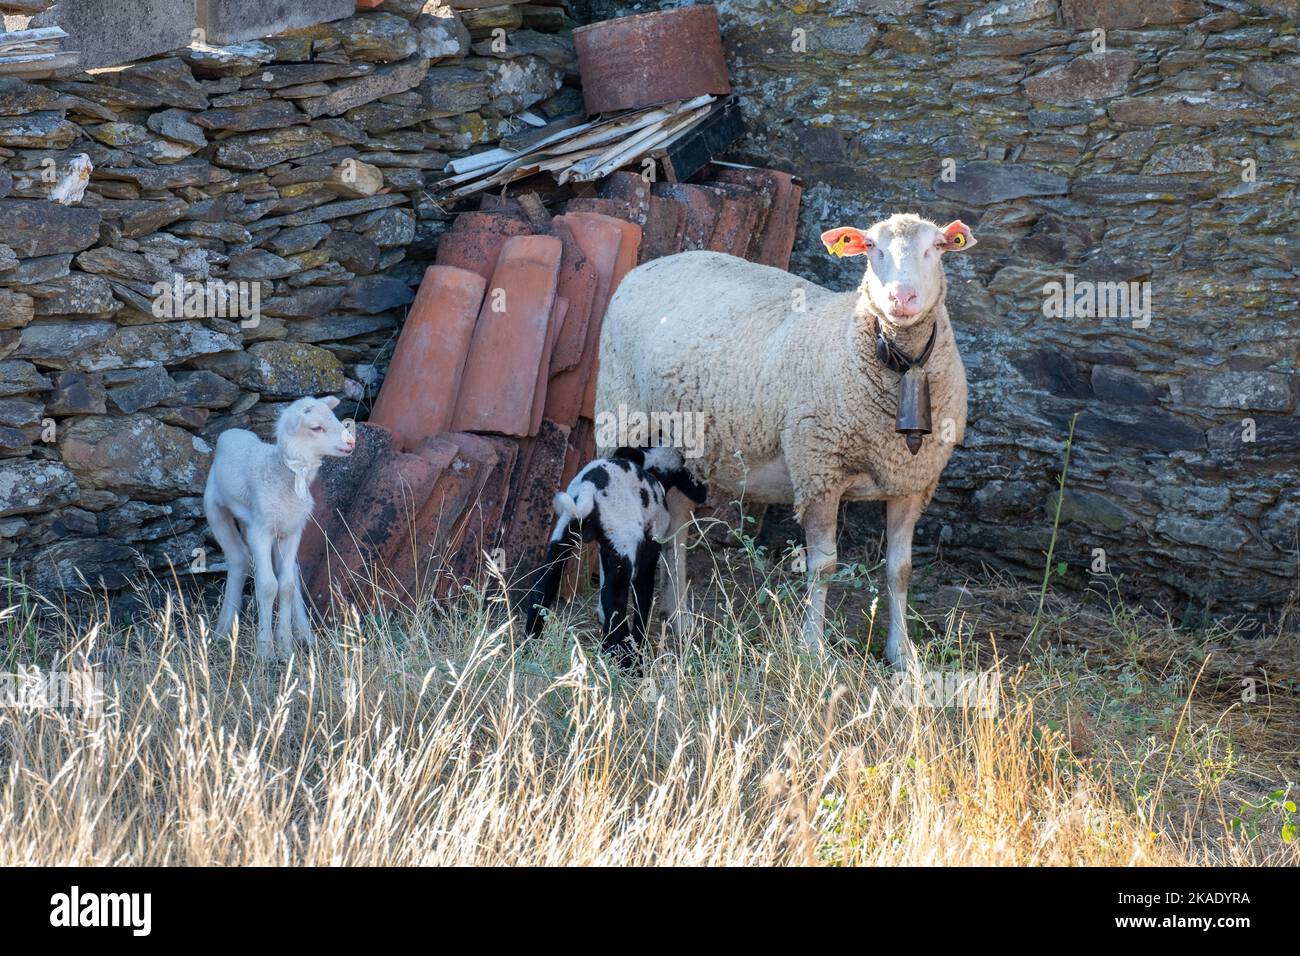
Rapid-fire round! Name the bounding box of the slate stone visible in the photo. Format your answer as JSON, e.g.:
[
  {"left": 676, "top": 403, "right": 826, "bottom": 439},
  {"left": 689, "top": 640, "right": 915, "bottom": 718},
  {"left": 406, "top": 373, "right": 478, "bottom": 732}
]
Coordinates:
[
  {"left": 97, "top": 58, "right": 210, "bottom": 111},
  {"left": 106, "top": 365, "right": 177, "bottom": 413},
  {"left": 0, "top": 360, "right": 51, "bottom": 397},
  {"left": 1023, "top": 52, "right": 1137, "bottom": 104},
  {"left": 239, "top": 62, "right": 369, "bottom": 91},
  {"left": 285, "top": 314, "right": 396, "bottom": 342},
  {"left": 214, "top": 125, "right": 335, "bottom": 169},
  {"left": 59, "top": 413, "right": 211, "bottom": 499},
  {"left": 0, "top": 77, "right": 61, "bottom": 116},
  {"left": 1075, "top": 407, "right": 1205, "bottom": 452},
  {"left": 46, "top": 370, "right": 108, "bottom": 415},
  {"left": 92, "top": 163, "right": 216, "bottom": 190},
  {"left": 237, "top": 340, "right": 345, "bottom": 397},
  {"left": 226, "top": 249, "right": 302, "bottom": 280},
  {"left": 1061, "top": 0, "right": 1205, "bottom": 30},
  {"left": 298, "top": 56, "right": 430, "bottom": 118},
  {"left": 417, "top": 10, "right": 471, "bottom": 60},
  {"left": 76, "top": 322, "right": 241, "bottom": 372},
  {"left": 193, "top": 99, "right": 304, "bottom": 132},
  {"left": 31, "top": 274, "right": 117, "bottom": 316},
  {"left": 16, "top": 320, "right": 117, "bottom": 369},
  {"left": 169, "top": 369, "right": 240, "bottom": 409},
  {"left": 0, "top": 290, "right": 34, "bottom": 329},
  {"left": 146, "top": 109, "right": 209, "bottom": 150},
  {"left": 0, "top": 112, "right": 80, "bottom": 150},
  {"left": 1170, "top": 370, "right": 1293, "bottom": 412},
  {"left": 933, "top": 161, "right": 1069, "bottom": 205},
  {"left": 341, "top": 274, "right": 414, "bottom": 313},
  {"left": 182, "top": 41, "right": 277, "bottom": 77},
  {"left": 267, "top": 223, "right": 332, "bottom": 255},
  {"left": 261, "top": 286, "right": 347, "bottom": 318},
  {"left": 74, "top": 249, "right": 167, "bottom": 285},
  {"left": 1108, "top": 92, "right": 1266, "bottom": 125},
  {"left": 0, "top": 459, "right": 79, "bottom": 518},
  {"left": 338, "top": 13, "right": 419, "bottom": 62},
  {"left": 1091, "top": 366, "right": 1157, "bottom": 404},
  {"left": 322, "top": 231, "right": 381, "bottom": 274},
  {"left": 416, "top": 65, "right": 492, "bottom": 115}
]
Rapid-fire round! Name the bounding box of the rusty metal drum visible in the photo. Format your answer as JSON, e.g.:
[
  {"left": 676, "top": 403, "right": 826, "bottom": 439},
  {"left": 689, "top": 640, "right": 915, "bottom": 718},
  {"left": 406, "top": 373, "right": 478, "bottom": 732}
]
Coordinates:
[{"left": 573, "top": 6, "right": 732, "bottom": 115}]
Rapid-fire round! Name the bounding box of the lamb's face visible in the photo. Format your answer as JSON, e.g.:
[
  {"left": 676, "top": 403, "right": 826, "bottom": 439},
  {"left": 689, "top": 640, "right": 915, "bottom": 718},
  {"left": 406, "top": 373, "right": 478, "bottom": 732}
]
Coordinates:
[
  {"left": 822, "top": 215, "right": 976, "bottom": 327},
  {"left": 278, "top": 396, "right": 355, "bottom": 458}
]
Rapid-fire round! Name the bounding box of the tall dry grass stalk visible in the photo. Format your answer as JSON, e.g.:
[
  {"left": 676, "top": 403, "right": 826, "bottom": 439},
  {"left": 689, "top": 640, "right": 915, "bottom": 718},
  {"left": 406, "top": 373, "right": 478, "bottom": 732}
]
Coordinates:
[{"left": 0, "top": 562, "right": 1291, "bottom": 866}]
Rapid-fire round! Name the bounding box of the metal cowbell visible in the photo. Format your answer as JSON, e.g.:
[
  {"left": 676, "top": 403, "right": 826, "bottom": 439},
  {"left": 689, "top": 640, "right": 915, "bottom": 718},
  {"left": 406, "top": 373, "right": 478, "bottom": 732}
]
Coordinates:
[{"left": 896, "top": 366, "right": 932, "bottom": 456}]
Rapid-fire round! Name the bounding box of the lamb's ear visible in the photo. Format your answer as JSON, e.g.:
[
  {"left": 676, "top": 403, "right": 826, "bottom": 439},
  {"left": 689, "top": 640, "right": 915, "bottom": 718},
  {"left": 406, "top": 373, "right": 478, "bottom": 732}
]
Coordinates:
[
  {"left": 940, "top": 221, "right": 976, "bottom": 252},
  {"left": 276, "top": 405, "right": 304, "bottom": 444},
  {"left": 321, "top": 396, "right": 340, "bottom": 409},
  {"left": 820, "top": 227, "right": 871, "bottom": 257}
]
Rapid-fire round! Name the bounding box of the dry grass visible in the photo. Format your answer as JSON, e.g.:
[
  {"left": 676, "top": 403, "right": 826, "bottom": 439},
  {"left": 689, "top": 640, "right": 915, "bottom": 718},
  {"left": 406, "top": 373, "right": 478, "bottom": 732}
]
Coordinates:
[{"left": 0, "top": 541, "right": 1295, "bottom": 866}]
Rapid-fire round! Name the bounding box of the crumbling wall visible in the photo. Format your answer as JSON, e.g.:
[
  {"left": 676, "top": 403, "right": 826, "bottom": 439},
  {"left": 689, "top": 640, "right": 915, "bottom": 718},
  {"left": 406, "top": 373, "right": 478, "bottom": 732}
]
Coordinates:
[
  {"left": 0, "top": 2, "right": 581, "bottom": 593},
  {"left": 586, "top": 0, "right": 1299, "bottom": 618}
]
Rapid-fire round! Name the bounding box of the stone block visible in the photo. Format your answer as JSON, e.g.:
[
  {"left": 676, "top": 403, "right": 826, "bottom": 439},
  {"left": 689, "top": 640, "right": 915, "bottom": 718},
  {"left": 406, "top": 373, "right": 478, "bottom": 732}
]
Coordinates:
[
  {"left": 196, "top": 0, "right": 355, "bottom": 46},
  {"left": 51, "top": 0, "right": 198, "bottom": 71}
]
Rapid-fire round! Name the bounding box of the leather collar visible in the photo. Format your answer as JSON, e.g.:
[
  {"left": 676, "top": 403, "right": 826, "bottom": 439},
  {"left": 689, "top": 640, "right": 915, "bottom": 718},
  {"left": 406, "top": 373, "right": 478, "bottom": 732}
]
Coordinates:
[{"left": 873, "top": 316, "right": 937, "bottom": 375}]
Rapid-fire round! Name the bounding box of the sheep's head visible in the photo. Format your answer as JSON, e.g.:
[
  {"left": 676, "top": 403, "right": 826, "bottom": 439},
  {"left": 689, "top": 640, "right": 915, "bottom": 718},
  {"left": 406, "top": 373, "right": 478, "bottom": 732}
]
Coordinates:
[
  {"left": 822, "top": 214, "right": 976, "bottom": 327},
  {"left": 275, "top": 396, "right": 355, "bottom": 462}
]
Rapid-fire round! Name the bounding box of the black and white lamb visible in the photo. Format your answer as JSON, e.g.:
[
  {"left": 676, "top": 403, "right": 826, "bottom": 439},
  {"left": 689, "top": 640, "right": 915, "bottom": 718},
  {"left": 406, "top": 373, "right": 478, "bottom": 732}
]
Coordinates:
[{"left": 522, "top": 446, "right": 707, "bottom": 667}]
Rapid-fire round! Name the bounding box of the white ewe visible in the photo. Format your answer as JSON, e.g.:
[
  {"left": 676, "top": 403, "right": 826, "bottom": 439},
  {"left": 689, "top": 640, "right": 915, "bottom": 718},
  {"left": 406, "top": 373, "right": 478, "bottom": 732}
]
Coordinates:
[
  {"left": 204, "top": 396, "right": 355, "bottom": 658},
  {"left": 595, "top": 214, "right": 976, "bottom": 667}
]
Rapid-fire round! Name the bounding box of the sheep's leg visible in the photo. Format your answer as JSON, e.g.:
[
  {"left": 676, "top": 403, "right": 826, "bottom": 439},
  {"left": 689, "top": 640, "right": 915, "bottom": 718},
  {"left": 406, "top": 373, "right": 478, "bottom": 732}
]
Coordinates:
[
  {"left": 660, "top": 492, "right": 695, "bottom": 638},
  {"left": 884, "top": 495, "right": 924, "bottom": 670},
  {"left": 248, "top": 527, "right": 278, "bottom": 660},
  {"left": 597, "top": 543, "right": 636, "bottom": 670},
  {"left": 630, "top": 538, "right": 661, "bottom": 652},
  {"left": 800, "top": 495, "right": 840, "bottom": 654},
  {"left": 522, "top": 518, "right": 580, "bottom": 639},
  {"left": 291, "top": 574, "right": 315, "bottom": 649},
  {"left": 207, "top": 501, "right": 250, "bottom": 640},
  {"left": 274, "top": 530, "right": 305, "bottom": 657}
]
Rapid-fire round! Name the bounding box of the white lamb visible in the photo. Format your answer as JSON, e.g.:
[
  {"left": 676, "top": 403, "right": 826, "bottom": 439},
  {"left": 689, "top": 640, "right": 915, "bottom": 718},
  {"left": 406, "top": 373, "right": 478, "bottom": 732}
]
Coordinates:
[
  {"left": 595, "top": 214, "right": 977, "bottom": 667},
  {"left": 204, "top": 396, "right": 355, "bottom": 659}
]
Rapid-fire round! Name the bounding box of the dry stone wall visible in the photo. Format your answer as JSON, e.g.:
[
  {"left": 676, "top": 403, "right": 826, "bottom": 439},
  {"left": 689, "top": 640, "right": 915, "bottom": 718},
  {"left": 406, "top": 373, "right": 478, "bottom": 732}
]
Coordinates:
[
  {"left": 585, "top": 0, "right": 1299, "bottom": 620},
  {"left": 0, "top": 2, "right": 581, "bottom": 594}
]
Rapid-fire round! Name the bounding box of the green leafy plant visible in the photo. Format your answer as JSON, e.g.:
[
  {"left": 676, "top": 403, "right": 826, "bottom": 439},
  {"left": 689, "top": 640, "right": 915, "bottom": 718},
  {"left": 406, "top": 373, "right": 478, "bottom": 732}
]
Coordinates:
[{"left": 1230, "top": 788, "right": 1297, "bottom": 843}]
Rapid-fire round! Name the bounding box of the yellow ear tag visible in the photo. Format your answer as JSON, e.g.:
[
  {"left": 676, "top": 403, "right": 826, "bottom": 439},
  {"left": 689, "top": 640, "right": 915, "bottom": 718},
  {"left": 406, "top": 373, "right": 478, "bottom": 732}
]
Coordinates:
[{"left": 951, "top": 233, "right": 965, "bottom": 247}]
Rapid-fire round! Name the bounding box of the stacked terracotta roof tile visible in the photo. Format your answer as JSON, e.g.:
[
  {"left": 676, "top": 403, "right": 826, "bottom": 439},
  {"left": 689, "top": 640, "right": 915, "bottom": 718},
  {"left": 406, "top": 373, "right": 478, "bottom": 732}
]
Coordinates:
[{"left": 300, "top": 164, "right": 801, "bottom": 610}]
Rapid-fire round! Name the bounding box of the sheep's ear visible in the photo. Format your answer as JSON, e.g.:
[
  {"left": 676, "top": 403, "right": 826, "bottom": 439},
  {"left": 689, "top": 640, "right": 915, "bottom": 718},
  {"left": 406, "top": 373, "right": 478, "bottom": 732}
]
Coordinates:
[
  {"left": 276, "top": 406, "right": 304, "bottom": 444},
  {"left": 940, "top": 221, "right": 976, "bottom": 252},
  {"left": 820, "top": 227, "right": 871, "bottom": 257},
  {"left": 321, "top": 396, "right": 340, "bottom": 409}
]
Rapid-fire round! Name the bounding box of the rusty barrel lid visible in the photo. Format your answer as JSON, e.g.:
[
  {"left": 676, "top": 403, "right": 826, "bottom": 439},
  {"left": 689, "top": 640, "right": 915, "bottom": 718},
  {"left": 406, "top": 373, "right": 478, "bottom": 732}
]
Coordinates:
[{"left": 573, "top": 5, "right": 731, "bottom": 115}]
